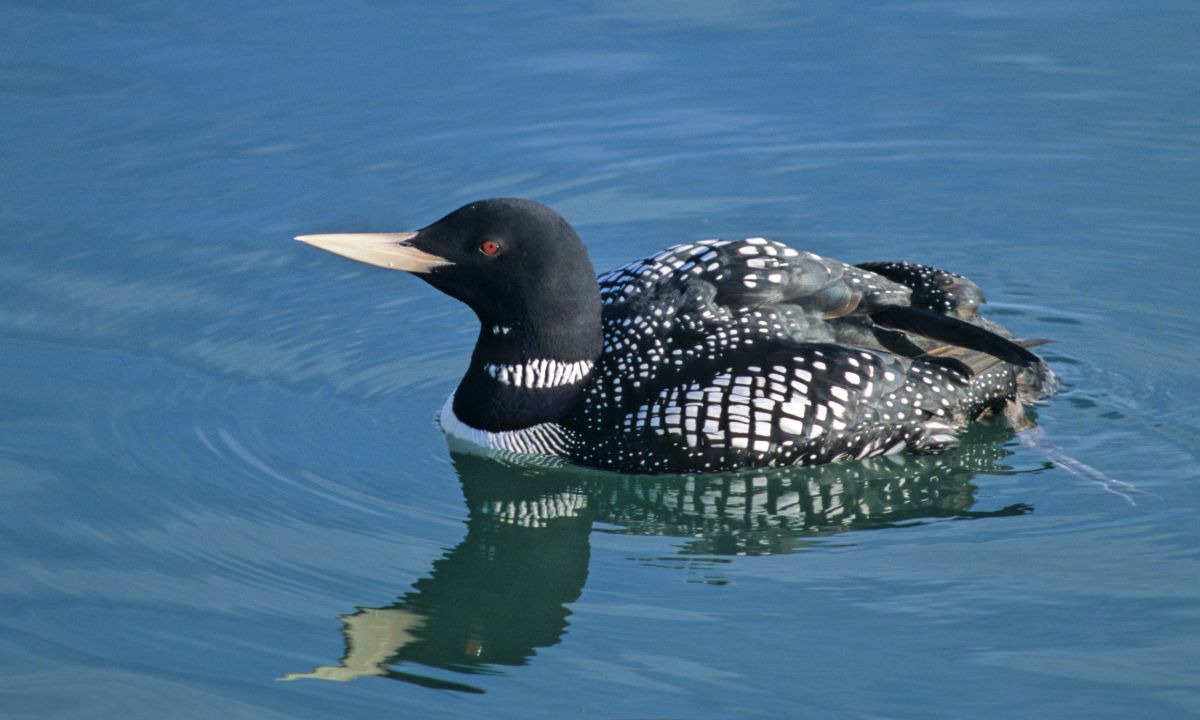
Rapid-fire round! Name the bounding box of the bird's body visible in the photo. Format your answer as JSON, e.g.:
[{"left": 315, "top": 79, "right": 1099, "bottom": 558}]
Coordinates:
[{"left": 298, "top": 198, "right": 1057, "bottom": 474}]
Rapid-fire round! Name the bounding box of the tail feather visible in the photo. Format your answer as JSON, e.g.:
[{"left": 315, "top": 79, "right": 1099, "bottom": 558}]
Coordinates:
[
  {"left": 925, "top": 338, "right": 1054, "bottom": 376},
  {"left": 870, "top": 305, "right": 1041, "bottom": 367}
]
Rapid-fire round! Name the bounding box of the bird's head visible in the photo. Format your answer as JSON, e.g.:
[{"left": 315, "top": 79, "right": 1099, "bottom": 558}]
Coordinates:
[{"left": 297, "top": 198, "right": 603, "bottom": 361}]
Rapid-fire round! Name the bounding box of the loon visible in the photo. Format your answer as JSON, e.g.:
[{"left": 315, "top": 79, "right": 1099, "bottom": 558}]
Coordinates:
[{"left": 297, "top": 198, "right": 1058, "bottom": 474}]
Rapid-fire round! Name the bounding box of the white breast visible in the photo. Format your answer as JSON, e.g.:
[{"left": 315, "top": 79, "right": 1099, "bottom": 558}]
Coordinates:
[{"left": 438, "top": 393, "right": 573, "bottom": 459}]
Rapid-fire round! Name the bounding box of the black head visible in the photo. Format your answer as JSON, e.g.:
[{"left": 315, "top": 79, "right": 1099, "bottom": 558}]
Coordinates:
[
  {"left": 297, "top": 197, "right": 604, "bottom": 364},
  {"left": 409, "top": 199, "right": 600, "bottom": 355}
]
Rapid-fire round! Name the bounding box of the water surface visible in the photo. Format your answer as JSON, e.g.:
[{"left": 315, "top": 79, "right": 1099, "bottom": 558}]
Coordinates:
[{"left": 2, "top": 2, "right": 1199, "bottom": 718}]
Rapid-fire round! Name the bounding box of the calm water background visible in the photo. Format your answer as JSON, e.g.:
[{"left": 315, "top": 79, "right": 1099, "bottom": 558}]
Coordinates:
[{"left": 3, "top": 1, "right": 1199, "bottom": 718}]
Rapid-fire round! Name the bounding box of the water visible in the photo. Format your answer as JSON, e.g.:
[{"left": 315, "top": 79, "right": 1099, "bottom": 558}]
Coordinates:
[{"left": 3, "top": 1, "right": 1199, "bottom": 718}]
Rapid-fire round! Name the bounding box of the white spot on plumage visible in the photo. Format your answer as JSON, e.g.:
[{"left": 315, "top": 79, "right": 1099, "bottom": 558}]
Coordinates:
[{"left": 779, "top": 416, "right": 804, "bottom": 435}]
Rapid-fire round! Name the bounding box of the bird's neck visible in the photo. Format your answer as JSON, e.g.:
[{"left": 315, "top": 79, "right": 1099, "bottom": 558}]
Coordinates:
[{"left": 451, "top": 299, "right": 603, "bottom": 432}]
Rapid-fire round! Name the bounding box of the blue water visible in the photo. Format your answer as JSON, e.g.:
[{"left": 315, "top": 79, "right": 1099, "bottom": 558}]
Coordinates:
[{"left": 3, "top": 1, "right": 1199, "bottom": 718}]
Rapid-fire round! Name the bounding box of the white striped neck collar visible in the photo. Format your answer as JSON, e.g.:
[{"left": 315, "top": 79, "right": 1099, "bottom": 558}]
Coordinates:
[
  {"left": 439, "top": 393, "right": 572, "bottom": 458},
  {"left": 483, "top": 358, "right": 594, "bottom": 389}
]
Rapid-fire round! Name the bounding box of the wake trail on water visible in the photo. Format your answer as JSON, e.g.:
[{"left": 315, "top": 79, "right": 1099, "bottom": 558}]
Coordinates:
[{"left": 1018, "top": 426, "right": 1155, "bottom": 506}]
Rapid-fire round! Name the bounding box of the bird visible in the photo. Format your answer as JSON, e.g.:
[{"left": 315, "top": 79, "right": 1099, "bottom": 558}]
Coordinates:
[{"left": 297, "top": 198, "right": 1058, "bottom": 474}]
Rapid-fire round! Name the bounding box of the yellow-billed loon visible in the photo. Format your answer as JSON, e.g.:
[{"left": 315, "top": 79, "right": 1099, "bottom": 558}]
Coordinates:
[{"left": 297, "top": 198, "right": 1058, "bottom": 474}]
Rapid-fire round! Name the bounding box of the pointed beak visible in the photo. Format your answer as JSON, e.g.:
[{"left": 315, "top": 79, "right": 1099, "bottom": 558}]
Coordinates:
[{"left": 294, "top": 232, "right": 453, "bottom": 273}]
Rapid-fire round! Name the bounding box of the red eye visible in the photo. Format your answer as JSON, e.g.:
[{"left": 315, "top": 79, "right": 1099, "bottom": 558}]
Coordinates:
[{"left": 479, "top": 239, "right": 502, "bottom": 256}]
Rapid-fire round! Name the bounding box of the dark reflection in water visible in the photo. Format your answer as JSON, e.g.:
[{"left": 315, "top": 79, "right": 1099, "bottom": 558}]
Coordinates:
[{"left": 283, "top": 421, "right": 1031, "bottom": 692}]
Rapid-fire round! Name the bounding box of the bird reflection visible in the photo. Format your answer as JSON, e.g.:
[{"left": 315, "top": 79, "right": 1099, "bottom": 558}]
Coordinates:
[{"left": 282, "top": 421, "right": 1031, "bottom": 691}]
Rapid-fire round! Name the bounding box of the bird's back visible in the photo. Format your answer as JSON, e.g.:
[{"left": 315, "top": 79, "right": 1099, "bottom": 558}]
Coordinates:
[{"left": 563, "top": 237, "right": 1056, "bottom": 473}]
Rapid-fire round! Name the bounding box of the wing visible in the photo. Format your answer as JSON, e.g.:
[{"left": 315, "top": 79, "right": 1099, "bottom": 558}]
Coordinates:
[
  {"left": 570, "top": 238, "right": 1047, "bottom": 473},
  {"left": 599, "top": 238, "right": 911, "bottom": 328},
  {"left": 570, "top": 340, "right": 972, "bottom": 473},
  {"left": 855, "top": 260, "right": 985, "bottom": 320},
  {"left": 598, "top": 238, "right": 1036, "bottom": 366}
]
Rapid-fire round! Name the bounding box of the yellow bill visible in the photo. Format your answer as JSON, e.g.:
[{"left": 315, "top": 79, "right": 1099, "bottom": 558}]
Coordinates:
[{"left": 295, "top": 232, "right": 452, "bottom": 272}]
